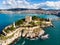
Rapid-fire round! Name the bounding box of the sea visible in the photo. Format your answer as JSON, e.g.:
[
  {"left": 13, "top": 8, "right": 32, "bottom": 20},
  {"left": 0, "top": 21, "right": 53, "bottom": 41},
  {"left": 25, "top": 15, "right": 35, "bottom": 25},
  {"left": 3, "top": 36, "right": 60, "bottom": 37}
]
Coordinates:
[{"left": 0, "top": 13, "right": 60, "bottom": 45}]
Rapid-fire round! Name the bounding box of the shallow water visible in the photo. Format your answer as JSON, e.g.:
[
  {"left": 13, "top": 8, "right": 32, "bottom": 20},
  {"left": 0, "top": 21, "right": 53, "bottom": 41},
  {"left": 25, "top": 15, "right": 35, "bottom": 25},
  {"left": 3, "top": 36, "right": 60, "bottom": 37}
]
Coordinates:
[{"left": 0, "top": 13, "right": 60, "bottom": 45}]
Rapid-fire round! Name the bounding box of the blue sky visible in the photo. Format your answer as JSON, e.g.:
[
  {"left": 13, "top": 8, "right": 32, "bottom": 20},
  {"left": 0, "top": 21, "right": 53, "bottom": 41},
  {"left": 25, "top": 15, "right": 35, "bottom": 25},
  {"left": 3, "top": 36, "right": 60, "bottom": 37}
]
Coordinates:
[
  {"left": 0, "top": 0, "right": 60, "bottom": 9},
  {"left": 27, "top": 0, "right": 60, "bottom": 3}
]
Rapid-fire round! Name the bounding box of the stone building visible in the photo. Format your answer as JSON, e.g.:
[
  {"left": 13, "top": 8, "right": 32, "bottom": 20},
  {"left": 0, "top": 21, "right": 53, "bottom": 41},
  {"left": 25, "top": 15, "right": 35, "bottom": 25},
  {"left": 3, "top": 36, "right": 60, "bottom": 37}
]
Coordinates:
[{"left": 25, "top": 16, "right": 32, "bottom": 22}]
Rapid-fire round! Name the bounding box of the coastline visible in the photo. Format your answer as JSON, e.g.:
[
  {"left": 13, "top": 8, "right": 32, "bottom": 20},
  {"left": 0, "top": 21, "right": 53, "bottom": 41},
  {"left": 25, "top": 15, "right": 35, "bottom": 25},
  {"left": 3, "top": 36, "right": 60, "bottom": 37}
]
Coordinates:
[
  {"left": 0, "top": 27, "right": 23, "bottom": 45},
  {"left": 0, "top": 16, "right": 52, "bottom": 45},
  {"left": 9, "top": 36, "right": 21, "bottom": 45}
]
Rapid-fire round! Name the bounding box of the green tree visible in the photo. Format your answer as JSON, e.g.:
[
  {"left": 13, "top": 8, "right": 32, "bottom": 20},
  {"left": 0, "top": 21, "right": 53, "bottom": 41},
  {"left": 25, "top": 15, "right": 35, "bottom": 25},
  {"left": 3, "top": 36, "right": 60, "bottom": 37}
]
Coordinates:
[
  {"left": 29, "top": 22, "right": 35, "bottom": 26},
  {"left": 15, "top": 19, "right": 24, "bottom": 26},
  {"left": 10, "top": 25, "right": 15, "bottom": 30},
  {"left": 32, "top": 16, "right": 38, "bottom": 20}
]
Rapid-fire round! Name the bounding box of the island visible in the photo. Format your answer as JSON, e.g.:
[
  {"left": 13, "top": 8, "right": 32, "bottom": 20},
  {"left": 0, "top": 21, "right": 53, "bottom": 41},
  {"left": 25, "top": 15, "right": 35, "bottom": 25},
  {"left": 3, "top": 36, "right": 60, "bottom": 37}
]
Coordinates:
[{"left": 0, "top": 16, "right": 52, "bottom": 45}]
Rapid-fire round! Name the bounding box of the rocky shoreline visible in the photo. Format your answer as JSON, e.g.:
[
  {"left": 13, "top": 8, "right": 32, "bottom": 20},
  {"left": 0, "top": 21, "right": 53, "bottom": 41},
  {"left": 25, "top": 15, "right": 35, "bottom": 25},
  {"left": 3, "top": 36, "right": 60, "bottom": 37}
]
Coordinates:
[{"left": 0, "top": 16, "right": 52, "bottom": 45}]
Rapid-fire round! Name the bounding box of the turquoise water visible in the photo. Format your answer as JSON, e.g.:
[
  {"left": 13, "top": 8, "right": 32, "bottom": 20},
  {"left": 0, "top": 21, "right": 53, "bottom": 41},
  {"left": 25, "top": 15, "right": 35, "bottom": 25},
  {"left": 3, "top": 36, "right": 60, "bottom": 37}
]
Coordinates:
[{"left": 0, "top": 14, "right": 60, "bottom": 45}]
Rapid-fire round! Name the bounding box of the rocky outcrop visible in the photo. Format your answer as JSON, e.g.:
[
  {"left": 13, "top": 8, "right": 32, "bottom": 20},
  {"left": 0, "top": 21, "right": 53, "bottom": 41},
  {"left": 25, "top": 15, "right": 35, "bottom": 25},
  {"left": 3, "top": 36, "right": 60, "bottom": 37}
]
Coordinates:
[{"left": 0, "top": 27, "right": 24, "bottom": 45}]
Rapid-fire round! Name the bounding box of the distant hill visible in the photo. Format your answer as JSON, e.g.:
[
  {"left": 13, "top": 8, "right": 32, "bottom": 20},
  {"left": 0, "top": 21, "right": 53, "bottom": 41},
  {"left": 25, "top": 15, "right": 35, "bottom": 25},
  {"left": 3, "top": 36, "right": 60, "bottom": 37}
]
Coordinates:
[
  {"left": 0, "top": 8, "right": 29, "bottom": 11},
  {"left": 0, "top": 8, "right": 45, "bottom": 11},
  {"left": 57, "top": 12, "right": 60, "bottom": 17},
  {"left": 0, "top": 8, "right": 60, "bottom": 17},
  {"left": 0, "top": 8, "right": 60, "bottom": 11}
]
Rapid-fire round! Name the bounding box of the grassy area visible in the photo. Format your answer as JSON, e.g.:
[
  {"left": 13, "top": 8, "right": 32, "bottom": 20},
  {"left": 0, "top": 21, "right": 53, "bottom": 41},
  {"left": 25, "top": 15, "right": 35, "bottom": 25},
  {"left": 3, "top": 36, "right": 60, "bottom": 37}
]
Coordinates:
[
  {"left": 0, "top": 34, "right": 5, "bottom": 40},
  {"left": 29, "top": 22, "right": 35, "bottom": 26},
  {"left": 32, "top": 16, "right": 38, "bottom": 20},
  {"left": 15, "top": 19, "right": 25, "bottom": 26},
  {"left": 0, "top": 34, "right": 14, "bottom": 40},
  {"left": 4, "top": 25, "right": 15, "bottom": 33},
  {"left": 4, "top": 29, "right": 10, "bottom": 33}
]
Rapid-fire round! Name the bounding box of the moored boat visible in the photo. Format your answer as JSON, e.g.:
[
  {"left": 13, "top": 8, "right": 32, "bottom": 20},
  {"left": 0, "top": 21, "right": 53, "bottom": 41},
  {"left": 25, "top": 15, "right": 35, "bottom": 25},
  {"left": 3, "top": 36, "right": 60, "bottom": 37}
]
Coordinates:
[{"left": 41, "top": 34, "right": 49, "bottom": 40}]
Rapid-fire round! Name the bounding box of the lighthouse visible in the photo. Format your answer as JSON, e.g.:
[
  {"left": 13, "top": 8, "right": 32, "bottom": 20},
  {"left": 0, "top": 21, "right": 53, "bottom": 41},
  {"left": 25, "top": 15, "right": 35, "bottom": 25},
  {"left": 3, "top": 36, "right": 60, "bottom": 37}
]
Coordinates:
[{"left": 13, "top": 22, "right": 16, "bottom": 28}]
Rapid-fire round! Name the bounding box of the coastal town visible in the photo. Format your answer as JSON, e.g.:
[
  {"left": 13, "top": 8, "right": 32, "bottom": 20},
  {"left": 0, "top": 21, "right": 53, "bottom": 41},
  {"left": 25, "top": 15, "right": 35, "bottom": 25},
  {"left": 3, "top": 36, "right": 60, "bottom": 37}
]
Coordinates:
[
  {"left": 0, "top": 8, "right": 60, "bottom": 15},
  {"left": 0, "top": 16, "right": 52, "bottom": 45}
]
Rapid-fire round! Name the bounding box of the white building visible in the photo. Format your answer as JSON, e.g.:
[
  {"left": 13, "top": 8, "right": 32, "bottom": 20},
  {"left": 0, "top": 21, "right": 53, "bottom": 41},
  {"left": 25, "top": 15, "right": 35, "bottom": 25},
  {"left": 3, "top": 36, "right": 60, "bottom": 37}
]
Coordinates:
[{"left": 13, "top": 22, "right": 16, "bottom": 28}]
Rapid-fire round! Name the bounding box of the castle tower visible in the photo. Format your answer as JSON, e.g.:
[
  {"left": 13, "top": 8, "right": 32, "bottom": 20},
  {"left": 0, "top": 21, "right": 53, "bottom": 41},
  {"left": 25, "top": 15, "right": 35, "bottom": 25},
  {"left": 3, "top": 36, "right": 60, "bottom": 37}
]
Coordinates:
[{"left": 25, "top": 16, "right": 32, "bottom": 22}]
